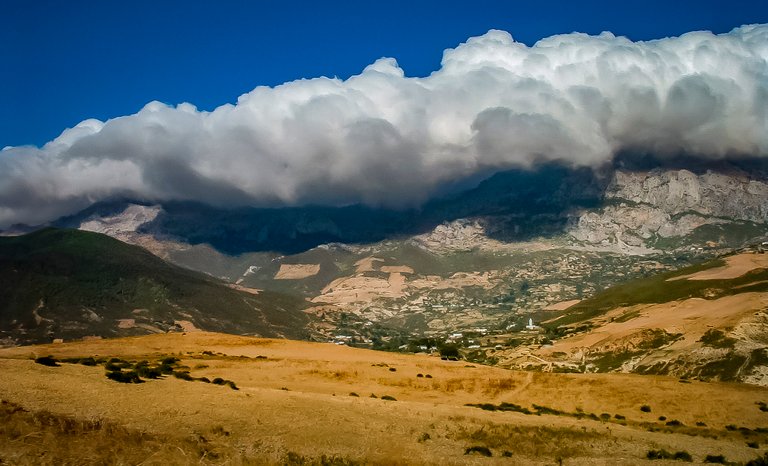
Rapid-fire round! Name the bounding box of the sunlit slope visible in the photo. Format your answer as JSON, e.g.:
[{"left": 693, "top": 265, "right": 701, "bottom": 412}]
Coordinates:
[{"left": 502, "top": 252, "right": 768, "bottom": 382}]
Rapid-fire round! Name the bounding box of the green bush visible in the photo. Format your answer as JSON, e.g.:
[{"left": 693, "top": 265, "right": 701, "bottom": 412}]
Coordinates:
[
  {"left": 439, "top": 344, "right": 460, "bottom": 360},
  {"left": 640, "top": 405, "right": 651, "bottom": 412},
  {"left": 349, "top": 392, "right": 359, "bottom": 397},
  {"left": 381, "top": 395, "right": 397, "bottom": 401}
]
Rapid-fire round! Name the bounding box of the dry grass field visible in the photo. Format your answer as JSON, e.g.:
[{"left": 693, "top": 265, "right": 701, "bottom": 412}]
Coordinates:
[{"left": 2, "top": 332, "right": 768, "bottom": 465}]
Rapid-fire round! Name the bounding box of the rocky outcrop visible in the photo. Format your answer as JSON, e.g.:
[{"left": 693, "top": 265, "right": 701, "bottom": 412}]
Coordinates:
[
  {"left": 608, "top": 169, "right": 768, "bottom": 221},
  {"left": 568, "top": 169, "right": 768, "bottom": 251}
]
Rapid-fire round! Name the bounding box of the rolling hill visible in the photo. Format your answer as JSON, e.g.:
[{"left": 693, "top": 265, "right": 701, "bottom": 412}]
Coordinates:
[
  {"left": 493, "top": 251, "right": 768, "bottom": 384},
  {"left": 0, "top": 228, "right": 309, "bottom": 346}
]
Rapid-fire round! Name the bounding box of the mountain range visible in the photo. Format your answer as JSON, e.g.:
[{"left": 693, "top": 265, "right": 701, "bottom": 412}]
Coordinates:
[{"left": 3, "top": 160, "right": 768, "bottom": 384}]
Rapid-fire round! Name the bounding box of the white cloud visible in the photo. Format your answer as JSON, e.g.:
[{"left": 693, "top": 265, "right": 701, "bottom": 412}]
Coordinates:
[{"left": 1, "top": 24, "right": 767, "bottom": 226}]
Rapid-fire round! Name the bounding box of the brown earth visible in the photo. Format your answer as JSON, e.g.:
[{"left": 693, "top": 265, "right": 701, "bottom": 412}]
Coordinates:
[{"left": 274, "top": 263, "right": 321, "bottom": 280}]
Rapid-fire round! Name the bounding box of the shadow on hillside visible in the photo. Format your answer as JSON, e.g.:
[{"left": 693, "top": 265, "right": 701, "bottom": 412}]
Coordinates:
[{"left": 137, "top": 164, "right": 606, "bottom": 255}]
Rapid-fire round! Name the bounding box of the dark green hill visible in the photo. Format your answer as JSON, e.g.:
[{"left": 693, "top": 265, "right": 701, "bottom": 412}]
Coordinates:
[{"left": 0, "top": 228, "right": 309, "bottom": 345}]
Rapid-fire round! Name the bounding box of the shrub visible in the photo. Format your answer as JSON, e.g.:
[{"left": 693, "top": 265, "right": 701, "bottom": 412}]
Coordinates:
[
  {"left": 161, "top": 357, "right": 179, "bottom": 365},
  {"left": 226, "top": 381, "right": 238, "bottom": 390},
  {"left": 381, "top": 395, "right": 397, "bottom": 401},
  {"left": 658, "top": 416, "right": 667, "bottom": 421},
  {"left": 212, "top": 377, "right": 225, "bottom": 385},
  {"left": 704, "top": 455, "right": 726, "bottom": 464},
  {"left": 135, "top": 365, "right": 162, "bottom": 379},
  {"left": 173, "top": 371, "right": 193, "bottom": 381},
  {"left": 699, "top": 329, "right": 737, "bottom": 348},
  {"left": 425, "top": 374, "right": 432, "bottom": 378},
  {"left": 758, "top": 401, "right": 768, "bottom": 412},
  {"left": 465, "top": 446, "right": 492, "bottom": 457},
  {"left": 748, "top": 442, "right": 760, "bottom": 449},
  {"left": 696, "top": 421, "right": 707, "bottom": 427},
  {"left": 502, "top": 451, "right": 513, "bottom": 457},
  {"left": 78, "top": 357, "right": 97, "bottom": 366},
  {"left": 614, "top": 414, "right": 626, "bottom": 420},
  {"left": 647, "top": 449, "right": 691, "bottom": 461},
  {"left": 439, "top": 344, "right": 460, "bottom": 360},
  {"left": 599, "top": 413, "right": 611, "bottom": 420},
  {"left": 666, "top": 420, "right": 683, "bottom": 427},
  {"left": 416, "top": 373, "right": 423, "bottom": 378},
  {"left": 647, "top": 449, "right": 672, "bottom": 460},
  {"left": 388, "top": 368, "right": 396, "bottom": 372},
  {"left": 349, "top": 392, "right": 359, "bottom": 397},
  {"left": 106, "top": 370, "right": 143, "bottom": 384},
  {"left": 640, "top": 405, "right": 651, "bottom": 412},
  {"left": 34, "top": 356, "right": 59, "bottom": 367}
]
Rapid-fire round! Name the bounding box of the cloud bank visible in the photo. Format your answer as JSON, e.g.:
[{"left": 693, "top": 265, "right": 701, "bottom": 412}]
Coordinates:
[{"left": 2, "top": 25, "right": 767, "bottom": 227}]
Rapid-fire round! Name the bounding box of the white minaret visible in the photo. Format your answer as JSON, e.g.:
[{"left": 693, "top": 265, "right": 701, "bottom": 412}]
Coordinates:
[{"left": 526, "top": 317, "right": 536, "bottom": 330}]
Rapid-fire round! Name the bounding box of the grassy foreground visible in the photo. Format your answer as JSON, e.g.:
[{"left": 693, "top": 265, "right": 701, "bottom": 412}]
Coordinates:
[{"left": 2, "top": 331, "right": 768, "bottom": 465}]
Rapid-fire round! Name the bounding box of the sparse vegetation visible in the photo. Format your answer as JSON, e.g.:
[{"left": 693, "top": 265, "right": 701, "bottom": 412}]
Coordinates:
[
  {"left": 646, "top": 449, "right": 692, "bottom": 462},
  {"left": 34, "top": 355, "right": 60, "bottom": 367},
  {"left": 106, "top": 370, "right": 143, "bottom": 384},
  {"left": 699, "top": 329, "right": 737, "bottom": 349},
  {"left": 465, "top": 446, "right": 492, "bottom": 457},
  {"left": 704, "top": 455, "right": 727, "bottom": 464}
]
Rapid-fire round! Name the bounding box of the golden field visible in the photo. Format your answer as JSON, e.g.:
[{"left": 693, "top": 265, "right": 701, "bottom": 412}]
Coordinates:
[{"left": 1, "top": 331, "right": 768, "bottom": 465}]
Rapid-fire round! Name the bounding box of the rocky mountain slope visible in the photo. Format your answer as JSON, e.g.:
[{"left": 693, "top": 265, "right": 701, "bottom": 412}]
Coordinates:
[
  {"left": 43, "top": 165, "right": 765, "bottom": 342},
  {"left": 0, "top": 228, "right": 308, "bottom": 346},
  {"left": 5, "top": 163, "right": 768, "bottom": 364}
]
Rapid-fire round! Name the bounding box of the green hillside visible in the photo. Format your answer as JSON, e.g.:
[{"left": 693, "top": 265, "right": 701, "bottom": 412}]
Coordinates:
[{"left": 0, "top": 228, "right": 309, "bottom": 345}]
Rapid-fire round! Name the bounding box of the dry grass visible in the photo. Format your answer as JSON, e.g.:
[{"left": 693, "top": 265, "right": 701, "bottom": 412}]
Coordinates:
[{"left": 1, "top": 332, "right": 767, "bottom": 464}]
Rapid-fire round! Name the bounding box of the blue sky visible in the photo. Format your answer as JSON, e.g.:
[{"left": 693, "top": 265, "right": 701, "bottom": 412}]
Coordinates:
[{"left": 2, "top": 0, "right": 767, "bottom": 148}]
